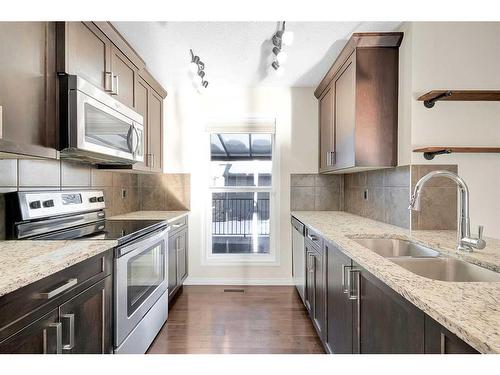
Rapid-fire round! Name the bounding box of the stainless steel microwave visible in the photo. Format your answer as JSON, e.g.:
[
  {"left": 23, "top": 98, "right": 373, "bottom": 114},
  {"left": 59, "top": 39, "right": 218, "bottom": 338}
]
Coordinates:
[{"left": 59, "top": 74, "right": 144, "bottom": 164}]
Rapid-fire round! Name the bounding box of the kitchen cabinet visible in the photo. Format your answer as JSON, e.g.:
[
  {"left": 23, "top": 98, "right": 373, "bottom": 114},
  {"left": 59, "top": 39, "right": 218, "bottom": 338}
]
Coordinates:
[
  {"left": 0, "top": 22, "right": 58, "bottom": 159},
  {"left": 168, "top": 217, "right": 189, "bottom": 304},
  {"left": 0, "top": 250, "right": 113, "bottom": 354},
  {"left": 148, "top": 88, "right": 164, "bottom": 172},
  {"left": 304, "top": 228, "right": 326, "bottom": 341},
  {"left": 325, "top": 241, "right": 353, "bottom": 354},
  {"left": 58, "top": 277, "right": 112, "bottom": 354},
  {"left": 424, "top": 316, "right": 479, "bottom": 354},
  {"left": 351, "top": 261, "right": 425, "bottom": 354},
  {"left": 315, "top": 32, "right": 403, "bottom": 173},
  {"left": 110, "top": 45, "right": 138, "bottom": 109}
]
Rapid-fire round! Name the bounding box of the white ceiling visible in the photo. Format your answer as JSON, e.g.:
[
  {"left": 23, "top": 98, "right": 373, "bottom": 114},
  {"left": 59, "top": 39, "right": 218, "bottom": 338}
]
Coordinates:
[{"left": 113, "top": 22, "right": 401, "bottom": 89}]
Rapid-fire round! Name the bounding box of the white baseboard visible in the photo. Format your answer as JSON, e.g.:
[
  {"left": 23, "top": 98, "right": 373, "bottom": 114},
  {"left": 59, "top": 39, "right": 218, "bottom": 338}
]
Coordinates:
[{"left": 184, "top": 277, "right": 294, "bottom": 286}]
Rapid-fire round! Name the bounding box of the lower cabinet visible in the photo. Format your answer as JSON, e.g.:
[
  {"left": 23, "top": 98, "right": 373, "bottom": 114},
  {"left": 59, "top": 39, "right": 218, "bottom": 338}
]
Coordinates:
[
  {"left": 0, "top": 250, "right": 113, "bottom": 354},
  {"left": 168, "top": 218, "right": 189, "bottom": 304},
  {"left": 305, "top": 239, "right": 327, "bottom": 341},
  {"left": 300, "top": 225, "right": 480, "bottom": 354}
]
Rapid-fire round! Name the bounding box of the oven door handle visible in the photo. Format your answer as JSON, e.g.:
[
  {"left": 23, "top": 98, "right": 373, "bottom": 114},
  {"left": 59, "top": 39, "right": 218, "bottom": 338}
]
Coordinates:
[{"left": 117, "top": 226, "right": 171, "bottom": 258}]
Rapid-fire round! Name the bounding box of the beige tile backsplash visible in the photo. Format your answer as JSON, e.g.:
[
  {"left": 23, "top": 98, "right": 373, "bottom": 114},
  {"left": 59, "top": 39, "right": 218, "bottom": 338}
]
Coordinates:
[
  {"left": 0, "top": 159, "right": 191, "bottom": 239},
  {"left": 291, "top": 164, "right": 458, "bottom": 230}
]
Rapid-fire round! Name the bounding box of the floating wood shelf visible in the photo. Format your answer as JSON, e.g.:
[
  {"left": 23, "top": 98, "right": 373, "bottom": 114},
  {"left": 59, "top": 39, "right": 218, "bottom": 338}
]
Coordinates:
[
  {"left": 418, "top": 90, "right": 500, "bottom": 108},
  {"left": 413, "top": 147, "right": 500, "bottom": 160}
]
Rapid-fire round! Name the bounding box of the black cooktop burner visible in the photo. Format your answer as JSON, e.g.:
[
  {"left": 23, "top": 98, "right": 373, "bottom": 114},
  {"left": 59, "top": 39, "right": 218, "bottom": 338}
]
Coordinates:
[{"left": 33, "top": 219, "right": 166, "bottom": 245}]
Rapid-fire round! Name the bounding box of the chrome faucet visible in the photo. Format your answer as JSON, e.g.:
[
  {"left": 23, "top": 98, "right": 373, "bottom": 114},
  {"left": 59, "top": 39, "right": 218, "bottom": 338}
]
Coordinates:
[{"left": 408, "top": 170, "right": 486, "bottom": 252}]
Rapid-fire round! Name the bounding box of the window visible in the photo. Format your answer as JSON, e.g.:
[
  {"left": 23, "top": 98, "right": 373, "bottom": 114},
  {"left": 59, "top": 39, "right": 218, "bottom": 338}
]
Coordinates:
[{"left": 208, "top": 133, "right": 274, "bottom": 259}]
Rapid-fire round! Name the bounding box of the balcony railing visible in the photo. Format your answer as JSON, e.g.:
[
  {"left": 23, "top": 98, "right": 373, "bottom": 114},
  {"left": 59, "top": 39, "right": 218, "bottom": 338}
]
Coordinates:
[{"left": 212, "top": 198, "right": 269, "bottom": 236}]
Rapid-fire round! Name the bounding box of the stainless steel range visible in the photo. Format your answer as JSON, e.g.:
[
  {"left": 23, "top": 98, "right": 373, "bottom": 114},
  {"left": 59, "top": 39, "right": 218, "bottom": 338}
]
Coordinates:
[{"left": 5, "top": 190, "right": 170, "bottom": 354}]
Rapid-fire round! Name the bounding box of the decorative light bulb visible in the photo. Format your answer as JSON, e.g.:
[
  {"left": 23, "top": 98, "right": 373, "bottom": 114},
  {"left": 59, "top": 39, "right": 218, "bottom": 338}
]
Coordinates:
[
  {"left": 188, "top": 62, "right": 198, "bottom": 74},
  {"left": 275, "top": 65, "right": 285, "bottom": 76},
  {"left": 276, "top": 50, "right": 288, "bottom": 64},
  {"left": 282, "top": 31, "right": 294, "bottom": 46}
]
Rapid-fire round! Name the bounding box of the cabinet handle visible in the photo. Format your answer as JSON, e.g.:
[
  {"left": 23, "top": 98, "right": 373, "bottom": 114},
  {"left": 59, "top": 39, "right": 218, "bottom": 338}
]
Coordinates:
[
  {"left": 45, "top": 322, "right": 62, "bottom": 354},
  {"left": 0, "top": 105, "right": 3, "bottom": 139},
  {"left": 151, "top": 153, "right": 155, "bottom": 168},
  {"left": 38, "top": 278, "right": 78, "bottom": 300},
  {"left": 104, "top": 72, "right": 113, "bottom": 92},
  {"left": 114, "top": 75, "right": 119, "bottom": 96},
  {"left": 110, "top": 73, "right": 119, "bottom": 95},
  {"left": 171, "top": 223, "right": 183, "bottom": 229},
  {"left": 307, "top": 233, "right": 318, "bottom": 242},
  {"left": 341, "top": 264, "right": 351, "bottom": 294},
  {"left": 440, "top": 332, "right": 446, "bottom": 354},
  {"left": 347, "top": 269, "right": 360, "bottom": 300},
  {"left": 61, "top": 314, "right": 75, "bottom": 351}
]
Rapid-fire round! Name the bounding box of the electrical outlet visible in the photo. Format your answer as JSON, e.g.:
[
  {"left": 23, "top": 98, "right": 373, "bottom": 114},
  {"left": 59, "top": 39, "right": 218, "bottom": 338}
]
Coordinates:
[
  {"left": 121, "top": 189, "right": 127, "bottom": 199},
  {"left": 364, "top": 189, "right": 368, "bottom": 200}
]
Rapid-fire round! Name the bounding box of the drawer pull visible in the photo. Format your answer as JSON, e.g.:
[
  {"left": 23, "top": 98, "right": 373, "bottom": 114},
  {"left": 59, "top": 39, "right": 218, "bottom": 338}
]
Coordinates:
[
  {"left": 38, "top": 278, "right": 78, "bottom": 300},
  {"left": 171, "top": 223, "right": 183, "bottom": 229},
  {"left": 307, "top": 233, "right": 318, "bottom": 241}
]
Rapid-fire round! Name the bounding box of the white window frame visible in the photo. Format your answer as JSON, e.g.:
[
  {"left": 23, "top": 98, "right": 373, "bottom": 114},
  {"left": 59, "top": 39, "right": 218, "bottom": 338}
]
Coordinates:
[{"left": 202, "top": 123, "right": 278, "bottom": 266}]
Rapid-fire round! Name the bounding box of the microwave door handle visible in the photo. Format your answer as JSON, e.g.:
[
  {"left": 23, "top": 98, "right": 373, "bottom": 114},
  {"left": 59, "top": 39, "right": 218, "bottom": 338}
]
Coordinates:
[{"left": 132, "top": 125, "right": 140, "bottom": 154}]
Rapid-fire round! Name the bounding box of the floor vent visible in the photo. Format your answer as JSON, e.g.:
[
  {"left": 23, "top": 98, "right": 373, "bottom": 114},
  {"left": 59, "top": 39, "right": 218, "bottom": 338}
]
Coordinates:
[{"left": 223, "top": 288, "right": 245, "bottom": 293}]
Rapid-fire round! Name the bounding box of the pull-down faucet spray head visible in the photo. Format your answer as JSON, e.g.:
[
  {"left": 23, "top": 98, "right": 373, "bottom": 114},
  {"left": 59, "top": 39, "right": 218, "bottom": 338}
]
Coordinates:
[{"left": 408, "top": 186, "right": 422, "bottom": 211}]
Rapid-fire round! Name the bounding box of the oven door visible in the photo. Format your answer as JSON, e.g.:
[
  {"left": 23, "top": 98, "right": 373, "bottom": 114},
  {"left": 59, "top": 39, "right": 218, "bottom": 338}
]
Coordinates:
[{"left": 114, "top": 226, "right": 169, "bottom": 346}]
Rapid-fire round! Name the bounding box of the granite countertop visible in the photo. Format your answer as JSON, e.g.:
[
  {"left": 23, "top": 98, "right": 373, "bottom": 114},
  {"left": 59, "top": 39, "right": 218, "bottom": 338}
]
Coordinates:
[
  {"left": 108, "top": 210, "right": 189, "bottom": 222},
  {"left": 0, "top": 240, "right": 118, "bottom": 297},
  {"left": 291, "top": 211, "right": 500, "bottom": 354}
]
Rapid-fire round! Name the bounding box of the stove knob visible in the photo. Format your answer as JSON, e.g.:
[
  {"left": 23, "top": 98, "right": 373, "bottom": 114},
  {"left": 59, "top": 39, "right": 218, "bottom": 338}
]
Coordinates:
[
  {"left": 97, "top": 196, "right": 104, "bottom": 202},
  {"left": 89, "top": 197, "right": 98, "bottom": 203},
  {"left": 29, "top": 200, "right": 41, "bottom": 209},
  {"left": 42, "top": 199, "right": 54, "bottom": 208}
]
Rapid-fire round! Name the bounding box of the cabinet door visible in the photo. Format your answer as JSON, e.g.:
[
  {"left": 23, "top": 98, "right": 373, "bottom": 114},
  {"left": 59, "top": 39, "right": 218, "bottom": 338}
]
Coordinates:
[
  {"left": 312, "top": 246, "right": 326, "bottom": 341},
  {"left": 176, "top": 228, "right": 188, "bottom": 284},
  {"left": 168, "top": 234, "right": 178, "bottom": 300},
  {"left": 66, "top": 22, "right": 111, "bottom": 91},
  {"left": 111, "top": 45, "right": 138, "bottom": 109},
  {"left": 148, "top": 90, "right": 163, "bottom": 172},
  {"left": 0, "top": 309, "right": 60, "bottom": 354},
  {"left": 333, "top": 56, "right": 356, "bottom": 170},
  {"left": 58, "top": 276, "right": 112, "bottom": 354},
  {"left": 319, "top": 85, "right": 334, "bottom": 171},
  {"left": 351, "top": 263, "right": 425, "bottom": 353},
  {"left": 0, "top": 22, "right": 57, "bottom": 157},
  {"left": 325, "top": 243, "right": 353, "bottom": 354},
  {"left": 134, "top": 77, "right": 150, "bottom": 171},
  {"left": 304, "top": 246, "right": 315, "bottom": 314},
  {"left": 424, "top": 316, "right": 479, "bottom": 354}
]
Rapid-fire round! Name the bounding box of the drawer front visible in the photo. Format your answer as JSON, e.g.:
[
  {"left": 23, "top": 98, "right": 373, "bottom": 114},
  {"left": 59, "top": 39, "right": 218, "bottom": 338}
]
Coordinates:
[
  {"left": 305, "top": 226, "right": 323, "bottom": 250},
  {"left": 0, "top": 249, "right": 113, "bottom": 342}
]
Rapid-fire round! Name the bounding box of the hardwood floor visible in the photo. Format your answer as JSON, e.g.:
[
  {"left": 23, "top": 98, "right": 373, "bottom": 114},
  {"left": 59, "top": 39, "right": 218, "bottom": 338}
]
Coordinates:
[{"left": 147, "top": 285, "right": 325, "bottom": 354}]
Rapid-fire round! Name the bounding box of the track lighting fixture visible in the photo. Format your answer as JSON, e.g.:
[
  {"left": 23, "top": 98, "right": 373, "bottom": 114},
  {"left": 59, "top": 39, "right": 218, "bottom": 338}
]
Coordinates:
[
  {"left": 189, "top": 49, "right": 209, "bottom": 93},
  {"left": 271, "top": 22, "right": 293, "bottom": 75}
]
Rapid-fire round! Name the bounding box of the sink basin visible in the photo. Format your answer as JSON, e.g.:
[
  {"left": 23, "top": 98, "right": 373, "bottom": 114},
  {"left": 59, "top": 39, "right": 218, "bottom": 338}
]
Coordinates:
[
  {"left": 390, "top": 257, "right": 500, "bottom": 282},
  {"left": 352, "top": 238, "right": 440, "bottom": 258}
]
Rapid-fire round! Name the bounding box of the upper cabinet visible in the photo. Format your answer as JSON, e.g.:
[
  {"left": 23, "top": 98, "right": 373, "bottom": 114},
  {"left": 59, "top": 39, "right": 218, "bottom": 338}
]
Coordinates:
[
  {"left": 0, "top": 22, "right": 58, "bottom": 159},
  {"left": 315, "top": 32, "right": 403, "bottom": 174}
]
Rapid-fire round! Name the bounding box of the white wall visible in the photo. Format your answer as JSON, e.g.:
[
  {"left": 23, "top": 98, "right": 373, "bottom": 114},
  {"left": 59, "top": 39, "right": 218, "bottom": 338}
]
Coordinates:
[
  {"left": 399, "top": 22, "right": 500, "bottom": 239},
  {"left": 164, "top": 87, "right": 318, "bottom": 284}
]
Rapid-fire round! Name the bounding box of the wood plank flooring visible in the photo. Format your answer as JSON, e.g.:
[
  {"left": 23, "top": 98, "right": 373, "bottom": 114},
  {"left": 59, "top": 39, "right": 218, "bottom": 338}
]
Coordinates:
[{"left": 147, "top": 286, "right": 325, "bottom": 354}]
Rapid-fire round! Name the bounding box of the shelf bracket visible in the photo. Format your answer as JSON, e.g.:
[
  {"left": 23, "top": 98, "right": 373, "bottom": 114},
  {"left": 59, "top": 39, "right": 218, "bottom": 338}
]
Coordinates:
[
  {"left": 423, "top": 91, "right": 453, "bottom": 108},
  {"left": 423, "top": 149, "right": 452, "bottom": 160}
]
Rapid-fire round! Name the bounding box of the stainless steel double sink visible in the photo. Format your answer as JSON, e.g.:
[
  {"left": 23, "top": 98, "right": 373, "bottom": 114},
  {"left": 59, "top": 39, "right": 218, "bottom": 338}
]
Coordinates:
[{"left": 352, "top": 238, "right": 500, "bottom": 282}]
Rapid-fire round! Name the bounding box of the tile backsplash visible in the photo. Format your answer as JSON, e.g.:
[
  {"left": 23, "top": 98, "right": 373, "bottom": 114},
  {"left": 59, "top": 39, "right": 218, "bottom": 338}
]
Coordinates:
[
  {"left": 0, "top": 159, "right": 191, "bottom": 239},
  {"left": 291, "top": 164, "right": 458, "bottom": 230},
  {"left": 290, "top": 174, "right": 343, "bottom": 211}
]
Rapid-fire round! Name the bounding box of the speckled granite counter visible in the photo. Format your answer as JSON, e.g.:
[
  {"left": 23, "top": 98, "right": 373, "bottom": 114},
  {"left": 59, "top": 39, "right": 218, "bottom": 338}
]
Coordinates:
[
  {"left": 0, "top": 240, "right": 117, "bottom": 297},
  {"left": 108, "top": 210, "right": 188, "bottom": 222},
  {"left": 291, "top": 211, "right": 500, "bottom": 354}
]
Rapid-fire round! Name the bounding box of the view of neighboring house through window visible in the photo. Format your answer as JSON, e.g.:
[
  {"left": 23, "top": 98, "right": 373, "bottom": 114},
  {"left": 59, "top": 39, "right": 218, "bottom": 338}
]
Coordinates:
[{"left": 209, "top": 133, "right": 273, "bottom": 255}]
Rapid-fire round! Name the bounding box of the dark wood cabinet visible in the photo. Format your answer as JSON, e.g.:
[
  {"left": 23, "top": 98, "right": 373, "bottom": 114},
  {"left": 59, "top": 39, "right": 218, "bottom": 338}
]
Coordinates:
[
  {"left": 0, "top": 309, "right": 60, "bottom": 354},
  {"left": 168, "top": 217, "right": 189, "bottom": 304},
  {"left": 424, "top": 316, "right": 479, "bottom": 354},
  {"left": 352, "top": 262, "right": 425, "bottom": 353},
  {"left": 0, "top": 22, "right": 58, "bottom": 159},
  {"left": 0, "top": 250, "right": 113, "bottom": 354},
  {"left": 148, "top": 88, "right": 163, "bottom": 172},
  {"left": 305, "top": 237, "right": 327, "bottom": 342},
  {"left": 315, "top": 32, "right": 403, "bottom": 173},
  {"left": 325, "top": 241, "right": 353, "bottom": 354},
  {"left": 59, "top": 277, "right": 112, "bottom": 354}
]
